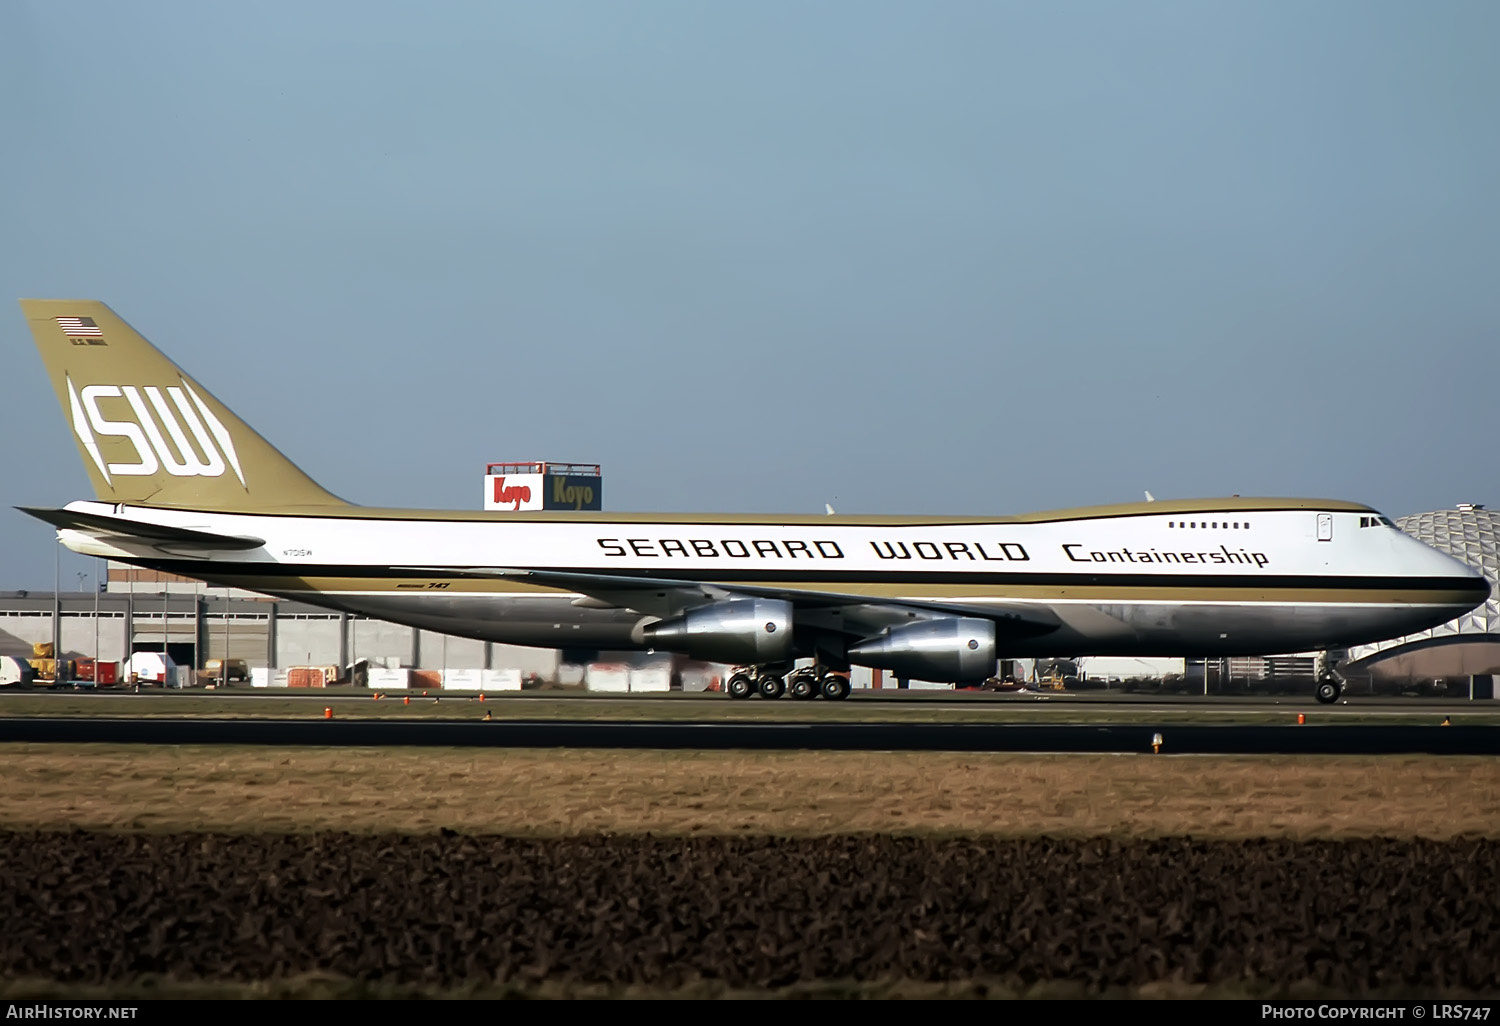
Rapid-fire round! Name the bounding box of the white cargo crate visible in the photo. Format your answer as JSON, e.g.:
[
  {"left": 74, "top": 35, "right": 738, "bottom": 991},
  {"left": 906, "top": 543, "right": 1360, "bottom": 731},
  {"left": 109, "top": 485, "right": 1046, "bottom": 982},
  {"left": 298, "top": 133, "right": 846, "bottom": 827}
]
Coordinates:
[
  {"left": 441, "top": 668, "right": 483, "bottom": 690},
  {"left": 628, "top": 666, "right": 672, "bottom": 692},
  {"left": 250, "top": 667, "right": 291, "bottom": 688},
  {"left": 586, "top": 663, "right": 630, "bottom": 692},
  {"left": 481, "top": 668, "right": 523, "bottom": 691},
  {"left": 367, "top": 668, "right": 411, "bottom": 689}
]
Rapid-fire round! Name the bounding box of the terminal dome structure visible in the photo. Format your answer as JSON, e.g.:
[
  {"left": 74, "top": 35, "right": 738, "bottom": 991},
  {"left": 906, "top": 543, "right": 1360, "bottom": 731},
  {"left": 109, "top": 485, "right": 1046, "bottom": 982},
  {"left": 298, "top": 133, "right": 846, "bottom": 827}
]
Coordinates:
[{"left": 1344, "top": 503, "right": 1500, "bottom": 683}]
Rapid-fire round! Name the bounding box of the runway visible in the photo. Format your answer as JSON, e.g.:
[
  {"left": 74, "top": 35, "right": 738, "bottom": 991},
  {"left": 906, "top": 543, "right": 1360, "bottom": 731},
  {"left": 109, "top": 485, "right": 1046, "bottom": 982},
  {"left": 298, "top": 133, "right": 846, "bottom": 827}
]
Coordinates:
[
  {"left": 6, "top": 687, "right": 1495, "bottom": 713},
  {"left": 2, "top": 716, "right": 1497, "bottom": 754}
]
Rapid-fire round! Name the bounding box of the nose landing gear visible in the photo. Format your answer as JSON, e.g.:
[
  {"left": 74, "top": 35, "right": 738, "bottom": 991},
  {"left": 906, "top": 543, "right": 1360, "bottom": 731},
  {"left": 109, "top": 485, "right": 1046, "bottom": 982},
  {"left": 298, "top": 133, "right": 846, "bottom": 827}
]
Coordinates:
[{"left": 1313, "top": 651, "right": 1347, "bottom": 705}]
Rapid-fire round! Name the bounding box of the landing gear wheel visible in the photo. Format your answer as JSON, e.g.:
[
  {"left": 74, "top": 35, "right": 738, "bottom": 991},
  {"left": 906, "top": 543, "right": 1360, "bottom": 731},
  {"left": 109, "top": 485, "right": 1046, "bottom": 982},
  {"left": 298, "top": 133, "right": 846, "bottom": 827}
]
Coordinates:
[
  {"left": 757, "top": 674, "right": 786, "bottom": 699},
  {"left": 820, "top": 674, "right": 851, "bottom": 701},
  {"left": 788, "top": 672, "right": 818, "bottom": 700},
  {"left": 1315, "top": 680, "right": 1342, "bottom": 705},
  {"left": 727, "top": 673, "right": 755, "bottom": 700}
]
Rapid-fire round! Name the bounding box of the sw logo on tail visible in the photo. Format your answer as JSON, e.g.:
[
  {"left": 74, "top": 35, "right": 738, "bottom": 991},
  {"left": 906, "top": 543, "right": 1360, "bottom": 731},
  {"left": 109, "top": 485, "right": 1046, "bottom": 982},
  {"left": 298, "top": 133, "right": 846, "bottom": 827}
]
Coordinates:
[{"left": 67, "top": 376, "right": 245, "bottom": 486}]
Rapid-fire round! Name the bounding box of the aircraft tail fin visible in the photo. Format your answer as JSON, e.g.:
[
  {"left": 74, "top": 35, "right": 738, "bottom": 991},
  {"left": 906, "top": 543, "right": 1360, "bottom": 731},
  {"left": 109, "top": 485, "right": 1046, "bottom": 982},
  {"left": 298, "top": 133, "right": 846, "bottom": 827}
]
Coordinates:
[{"left": 19, "top": 299, "right": 349, "bottom": 511}]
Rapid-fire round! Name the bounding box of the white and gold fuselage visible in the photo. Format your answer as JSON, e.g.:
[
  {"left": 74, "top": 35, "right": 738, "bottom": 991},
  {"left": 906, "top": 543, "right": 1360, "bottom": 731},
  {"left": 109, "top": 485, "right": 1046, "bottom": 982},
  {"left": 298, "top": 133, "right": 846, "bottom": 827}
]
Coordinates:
[
  {"left": 19, "top": 299, "right": 1486, "bottom": 671},
  {"left": 54, "top": 497, "right": 1488, "bottom": 658}
]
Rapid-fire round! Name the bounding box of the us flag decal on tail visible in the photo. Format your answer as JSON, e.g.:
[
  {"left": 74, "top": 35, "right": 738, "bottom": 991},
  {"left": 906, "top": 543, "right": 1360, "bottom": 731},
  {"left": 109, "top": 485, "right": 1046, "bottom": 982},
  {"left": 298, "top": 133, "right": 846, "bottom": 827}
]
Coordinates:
[{"left": 56, "top": 316, "right": 104, "bottom": 337}]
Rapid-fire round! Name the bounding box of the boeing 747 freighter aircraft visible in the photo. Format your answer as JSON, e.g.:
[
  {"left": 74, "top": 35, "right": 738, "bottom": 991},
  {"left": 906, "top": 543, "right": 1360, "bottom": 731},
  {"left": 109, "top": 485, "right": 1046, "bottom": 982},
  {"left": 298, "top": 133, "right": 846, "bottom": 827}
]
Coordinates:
[{"left": 16, "top": 300, "right": 1489, "bottom": 703}]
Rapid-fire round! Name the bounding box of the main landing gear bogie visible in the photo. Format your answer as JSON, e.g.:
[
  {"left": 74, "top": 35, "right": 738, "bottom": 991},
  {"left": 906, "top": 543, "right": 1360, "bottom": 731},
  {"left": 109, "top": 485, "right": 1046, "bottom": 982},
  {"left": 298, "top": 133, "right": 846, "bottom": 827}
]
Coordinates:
[
  {"left": 757, "top": 672, "right": 786, "bottom": 700},
  {"left": 727, "top": 666, "right": 851, "bottom": 701}
]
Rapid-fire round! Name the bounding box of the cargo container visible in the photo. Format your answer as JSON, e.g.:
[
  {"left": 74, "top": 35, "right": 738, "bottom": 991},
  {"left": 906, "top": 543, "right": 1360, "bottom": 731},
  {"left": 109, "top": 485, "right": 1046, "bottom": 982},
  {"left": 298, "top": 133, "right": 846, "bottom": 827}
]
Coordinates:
[
  {"left": 73, "top": 657, "right": 118, "bottom": 685},
  {"left": 286, "top": 666, "right": 331, "bottom": 688}
]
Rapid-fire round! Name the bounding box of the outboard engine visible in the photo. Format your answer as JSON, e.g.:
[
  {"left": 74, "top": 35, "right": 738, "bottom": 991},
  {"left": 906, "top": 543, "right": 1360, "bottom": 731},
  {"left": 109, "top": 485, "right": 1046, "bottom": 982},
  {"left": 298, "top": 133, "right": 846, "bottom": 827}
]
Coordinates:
[{"left": 848, "top": 617, "right": 997, "bottom": 682}]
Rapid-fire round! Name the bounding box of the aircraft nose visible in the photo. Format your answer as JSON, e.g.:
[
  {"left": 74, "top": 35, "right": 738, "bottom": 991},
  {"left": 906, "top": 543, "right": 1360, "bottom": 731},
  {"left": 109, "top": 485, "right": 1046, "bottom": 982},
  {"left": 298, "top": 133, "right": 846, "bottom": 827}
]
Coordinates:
[
  {"left": 1434, "top": 546, "right": 1490, "bottom": 605},
  {"left": 1447, "top": 548, "right": 1488, "bottom": 583},
  {"left": 1399, "top": 531, "right": 1490, "bottom": 606}
]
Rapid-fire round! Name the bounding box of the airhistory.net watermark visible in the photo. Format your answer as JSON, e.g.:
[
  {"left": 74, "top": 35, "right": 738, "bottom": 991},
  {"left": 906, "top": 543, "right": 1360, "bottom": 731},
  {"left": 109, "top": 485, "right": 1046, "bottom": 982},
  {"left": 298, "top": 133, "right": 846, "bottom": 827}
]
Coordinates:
[{"left": 5, "top": 1008, "right": 137, "bottom": 1020}]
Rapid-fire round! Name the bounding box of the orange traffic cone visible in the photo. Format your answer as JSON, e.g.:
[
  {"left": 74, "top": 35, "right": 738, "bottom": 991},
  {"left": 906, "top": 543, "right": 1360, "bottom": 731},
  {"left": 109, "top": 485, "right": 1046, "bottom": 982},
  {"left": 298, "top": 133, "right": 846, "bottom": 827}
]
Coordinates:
[
  {"left": 324, "top": 707, "right": 332, "bottom": 719},
  {"left": 403, "top": 695, "right": 410, "bottom": 705},
  {"left": 1297, "top": 713, "right": 1305, "bottom": 724}
]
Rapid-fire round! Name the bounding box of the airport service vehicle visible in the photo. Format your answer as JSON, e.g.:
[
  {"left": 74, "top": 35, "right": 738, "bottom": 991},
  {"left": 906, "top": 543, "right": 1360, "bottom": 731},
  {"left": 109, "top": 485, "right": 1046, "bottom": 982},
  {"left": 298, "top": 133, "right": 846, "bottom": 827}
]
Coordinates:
[
  {"left": 203, "top": 658, "right": 249, "bottom": 684},
  {"left": 0, "top": 655, "right": 37, "bottom": 687},
  {"left": 125, "top": 651, "right": 180, "bottom": 688},
  {"left": 15, "top": 300, "right": 1490, "bottom": 704}
]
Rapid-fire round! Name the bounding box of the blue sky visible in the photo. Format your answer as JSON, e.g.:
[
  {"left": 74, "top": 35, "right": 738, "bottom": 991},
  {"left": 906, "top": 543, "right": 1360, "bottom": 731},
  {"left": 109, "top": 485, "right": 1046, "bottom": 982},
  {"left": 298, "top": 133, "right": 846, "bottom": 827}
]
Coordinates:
[{"left": 1, "top": 1, "right": 1496, "bottom": 589}]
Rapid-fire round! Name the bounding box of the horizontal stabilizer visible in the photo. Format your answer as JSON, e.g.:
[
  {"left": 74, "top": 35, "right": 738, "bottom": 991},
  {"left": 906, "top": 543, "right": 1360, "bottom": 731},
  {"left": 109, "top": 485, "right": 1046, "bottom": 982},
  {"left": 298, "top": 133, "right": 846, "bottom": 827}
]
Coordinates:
[{"left": 16, "top": 507, "right": 266, "bottom": 550}]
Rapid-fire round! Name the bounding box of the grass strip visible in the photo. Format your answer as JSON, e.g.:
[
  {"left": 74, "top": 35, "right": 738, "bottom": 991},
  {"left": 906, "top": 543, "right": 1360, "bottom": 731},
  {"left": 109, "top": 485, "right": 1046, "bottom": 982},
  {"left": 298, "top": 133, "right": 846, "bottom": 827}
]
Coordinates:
[{"left": 3, "top": 744, "right": 1497, "bottom": 839}]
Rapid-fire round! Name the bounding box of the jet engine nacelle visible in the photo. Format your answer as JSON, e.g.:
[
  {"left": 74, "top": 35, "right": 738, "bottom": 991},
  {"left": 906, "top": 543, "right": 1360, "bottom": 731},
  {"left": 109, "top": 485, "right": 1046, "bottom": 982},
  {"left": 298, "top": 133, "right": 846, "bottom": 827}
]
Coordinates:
[
  {"left": 848, "top": 617, "right": 997, "bottom": 682},
  {"left": 638, "top": 598, "right": 794, "bottom": 664}
]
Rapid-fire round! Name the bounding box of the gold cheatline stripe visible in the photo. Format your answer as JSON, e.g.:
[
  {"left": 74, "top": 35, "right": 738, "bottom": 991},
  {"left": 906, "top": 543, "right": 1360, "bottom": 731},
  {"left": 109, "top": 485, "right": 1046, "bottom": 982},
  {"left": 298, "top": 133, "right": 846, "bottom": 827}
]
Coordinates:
[
  {"left": 202, "top": 575, "right": 1475, "bottom": 605},
  {"left": 131, "top": 495, "right": 1375, "bottom": 525}
]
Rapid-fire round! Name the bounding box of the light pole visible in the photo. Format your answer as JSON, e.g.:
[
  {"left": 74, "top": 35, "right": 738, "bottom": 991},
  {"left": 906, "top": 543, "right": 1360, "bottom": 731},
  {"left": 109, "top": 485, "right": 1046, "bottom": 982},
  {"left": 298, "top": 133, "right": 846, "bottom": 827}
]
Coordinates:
[
  {"left": 52, "top": 541, "right": 61, "bottom": 683},
  {"left": 93, "top": 559, "right": 100, "bottom": 683},
  {"left": 127, "top": 565, "right": 134, "bottom": 685},
  {"left": 223, "top": 593, "right": 230, "bottom": 687}
]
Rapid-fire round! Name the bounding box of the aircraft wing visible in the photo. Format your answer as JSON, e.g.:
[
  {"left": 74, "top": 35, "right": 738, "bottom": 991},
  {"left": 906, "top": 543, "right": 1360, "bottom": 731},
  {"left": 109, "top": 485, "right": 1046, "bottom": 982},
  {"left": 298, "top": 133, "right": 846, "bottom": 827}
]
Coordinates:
[
  {"left": 16, "top": 507, "right": 266, "bottom": 551},
  {"left": 403, "top": 565, "right": 1061, "bottom": 641}
]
